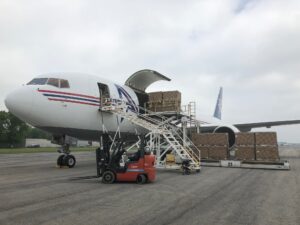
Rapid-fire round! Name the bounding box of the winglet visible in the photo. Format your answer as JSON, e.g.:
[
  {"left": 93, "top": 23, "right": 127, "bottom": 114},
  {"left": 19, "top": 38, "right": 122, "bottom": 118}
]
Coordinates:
[{"left": 213, "top": 87, "right": 223, "bottom": 120}]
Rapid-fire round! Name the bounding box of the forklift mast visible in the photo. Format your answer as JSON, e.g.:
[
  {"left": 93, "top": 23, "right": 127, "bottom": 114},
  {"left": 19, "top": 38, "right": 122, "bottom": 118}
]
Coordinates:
[{"left": 96, "top": 133, "right": 111, "bottom": 177}]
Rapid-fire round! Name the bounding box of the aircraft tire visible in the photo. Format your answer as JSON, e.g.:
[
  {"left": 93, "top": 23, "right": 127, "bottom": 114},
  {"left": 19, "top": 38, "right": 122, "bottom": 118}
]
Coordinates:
[
  {"left": 136, "top": 174, "right": 147, "bottom": 184},
  {"left": 65, "top": 155, "right": 76, "bottom": 168},
  {"left": 57, "top": 155, "right": 65, "bottom": 167},
  {"left": 102, "top": 170, "right": 116, "bottom": 184}
]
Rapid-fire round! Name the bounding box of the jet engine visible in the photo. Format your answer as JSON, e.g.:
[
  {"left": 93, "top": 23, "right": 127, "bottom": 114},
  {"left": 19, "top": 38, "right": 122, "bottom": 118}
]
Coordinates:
[{"left": 213, "top": 125, "right": 240, "bottom": 148}]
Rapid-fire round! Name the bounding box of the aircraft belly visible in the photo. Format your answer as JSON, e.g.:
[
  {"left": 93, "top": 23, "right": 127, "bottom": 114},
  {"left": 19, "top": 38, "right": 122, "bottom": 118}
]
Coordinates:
[
  {"left": 36, "top": 107, "right": 147, "bottom": 141},
  {"left": 38, "top": 125, "right": 147, "bottom": 141}
]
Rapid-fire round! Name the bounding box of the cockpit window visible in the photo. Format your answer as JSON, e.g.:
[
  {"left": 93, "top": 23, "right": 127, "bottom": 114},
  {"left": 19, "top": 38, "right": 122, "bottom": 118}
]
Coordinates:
[
  {"left": 47, "top": 78, "right": 59, "bottom": 88},
  {"left": 27, "top": 78, "right": 48, "bottom": 85},
  {"left": 60, "top": 79, "right": 70, "bottom": 88},
  {"left": 27, "top": 77, "right": 70, "bottom": 88}
]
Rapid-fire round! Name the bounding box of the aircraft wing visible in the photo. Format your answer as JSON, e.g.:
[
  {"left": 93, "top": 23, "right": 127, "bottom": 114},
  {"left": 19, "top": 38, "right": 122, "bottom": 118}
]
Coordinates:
[{"left": 234, "top": 120, "right": 300, "bottom": 132}]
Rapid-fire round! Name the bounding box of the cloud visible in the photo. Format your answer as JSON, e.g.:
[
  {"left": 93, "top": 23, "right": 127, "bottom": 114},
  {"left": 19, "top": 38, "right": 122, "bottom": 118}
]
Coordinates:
[{"left": 0, "top": 0, "right": 300, "bottom": 142}]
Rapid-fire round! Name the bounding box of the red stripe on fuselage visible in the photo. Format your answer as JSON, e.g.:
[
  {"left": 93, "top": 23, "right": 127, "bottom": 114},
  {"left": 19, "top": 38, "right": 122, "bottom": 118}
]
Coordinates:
[
  {"left": 38, "top": 89, "right": 99, "bottom": 100},
  {"left": 48, "top": 98, "right": 100, "bottom": 106}
]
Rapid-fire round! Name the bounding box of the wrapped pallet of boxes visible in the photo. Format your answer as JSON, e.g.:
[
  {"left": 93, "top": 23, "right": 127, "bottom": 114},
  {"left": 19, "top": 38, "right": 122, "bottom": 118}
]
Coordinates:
[
  {"left": 147, "top": 91, "right": 181, "bottom": 112},
  {"left": 207, "top": 133, "right": 229, "bottom": 160},
  {"left": 255, "top": 132, "right": 279, "bottom": 162},
  {"left": 162, "top": 91, "right": 181, "bottom": 112},
  {"left": 234, "top": 133, "right": 255, "bottom": 161},
  {"left": 192, "top": 133, "right": 207, "bottom": 159},
  {"left": 147, "top": 92, "right": 163, "bottom": 112},
  {"left": 191, "top": 133, "right": 229, "bottom": 160}
]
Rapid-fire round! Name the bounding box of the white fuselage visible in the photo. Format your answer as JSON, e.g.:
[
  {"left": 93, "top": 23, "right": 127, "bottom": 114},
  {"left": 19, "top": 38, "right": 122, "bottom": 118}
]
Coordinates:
[
  {"left": 5, "top": 73, "right": 147, "bottom": 141},
  {"left": 5, "top": 71, "right": 300, "bottom": 149}
]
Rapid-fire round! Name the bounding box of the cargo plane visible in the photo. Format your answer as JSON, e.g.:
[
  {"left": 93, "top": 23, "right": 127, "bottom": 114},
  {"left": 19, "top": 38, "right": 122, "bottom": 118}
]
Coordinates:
[{"left": 4, "top": 69, "right": 300, "bottom": 167}]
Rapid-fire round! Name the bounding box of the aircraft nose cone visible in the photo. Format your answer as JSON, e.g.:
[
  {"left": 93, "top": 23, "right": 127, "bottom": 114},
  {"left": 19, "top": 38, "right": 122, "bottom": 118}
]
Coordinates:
[
  {"left": 4, "top": 92, "right": 15, "bottom": 112},
  {"left": 4, "top": 87, "right": 33, "bottom": 121}
]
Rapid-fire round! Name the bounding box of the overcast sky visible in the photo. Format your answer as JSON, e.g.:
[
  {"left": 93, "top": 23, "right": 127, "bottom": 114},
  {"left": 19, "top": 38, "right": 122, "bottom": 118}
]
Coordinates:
[{"left": 1, "top": 0, "right": 300, "bottom": 142}]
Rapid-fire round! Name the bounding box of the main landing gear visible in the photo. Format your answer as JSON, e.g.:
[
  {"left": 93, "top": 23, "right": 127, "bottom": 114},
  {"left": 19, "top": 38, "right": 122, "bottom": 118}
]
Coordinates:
[{"left": 57, "top": 144, "right": 76, "bottom": 168}]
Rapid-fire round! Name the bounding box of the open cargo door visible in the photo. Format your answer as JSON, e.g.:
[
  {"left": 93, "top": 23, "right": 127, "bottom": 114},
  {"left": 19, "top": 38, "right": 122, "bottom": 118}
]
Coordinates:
[{"left": 125, "top": 69, "right": 171, "bottom": 93}]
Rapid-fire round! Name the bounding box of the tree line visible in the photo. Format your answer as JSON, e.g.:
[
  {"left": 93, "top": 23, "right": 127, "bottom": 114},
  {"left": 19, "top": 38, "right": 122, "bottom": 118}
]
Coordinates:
[{"left": 0, "top": 111, "right": 51, "bottom": 147}]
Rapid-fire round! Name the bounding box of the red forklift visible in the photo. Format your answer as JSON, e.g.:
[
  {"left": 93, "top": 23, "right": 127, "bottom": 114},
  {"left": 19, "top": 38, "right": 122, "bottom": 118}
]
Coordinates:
[{"left": 96, "top": 134, "right": 156, "bottom": 184}]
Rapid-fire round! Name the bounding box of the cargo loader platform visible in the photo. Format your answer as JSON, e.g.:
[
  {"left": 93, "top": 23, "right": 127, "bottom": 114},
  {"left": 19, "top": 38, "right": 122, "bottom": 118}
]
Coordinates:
[
  {"left": 201, "top": 159, "right": 290, "bottom": 170},
  {"left": 101, "top": 99, "right": 201, "bottom": 173}
]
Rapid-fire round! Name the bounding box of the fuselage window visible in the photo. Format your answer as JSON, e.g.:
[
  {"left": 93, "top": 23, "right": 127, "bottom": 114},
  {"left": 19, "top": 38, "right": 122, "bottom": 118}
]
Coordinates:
[
  {"left": 27, "top": 78, "right": 48, "bottom": 85},
  {"left": 47, "top": 78, "right": 59, "bottom": 88},
  {"left": 60, "top": 79, "right": 70, "bottom": 88}
]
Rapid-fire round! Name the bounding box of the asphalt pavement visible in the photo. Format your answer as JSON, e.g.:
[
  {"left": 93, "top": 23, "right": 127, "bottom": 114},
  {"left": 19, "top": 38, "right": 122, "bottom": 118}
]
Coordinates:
[{"left": 0, "top": 148, "right": 299, "bottom": 225}]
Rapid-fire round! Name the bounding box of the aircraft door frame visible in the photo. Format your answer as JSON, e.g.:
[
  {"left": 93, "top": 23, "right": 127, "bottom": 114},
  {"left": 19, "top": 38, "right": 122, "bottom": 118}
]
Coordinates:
[{"left": 97, "top": 83, "right": 110, "bottom": 108}]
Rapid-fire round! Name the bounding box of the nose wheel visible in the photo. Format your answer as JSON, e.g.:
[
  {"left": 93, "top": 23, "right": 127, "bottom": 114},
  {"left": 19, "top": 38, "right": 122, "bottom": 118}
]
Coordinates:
[
  {"left": 57, "top": 154, "right": 76, "bottom": 168},
  {"left": 56, "top": 143, "right": 76, "bottom": 168}
]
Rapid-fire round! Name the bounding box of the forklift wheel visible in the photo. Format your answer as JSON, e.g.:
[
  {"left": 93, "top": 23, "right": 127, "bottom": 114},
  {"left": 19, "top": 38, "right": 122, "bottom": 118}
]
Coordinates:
[
  {"left": 136, "top": 174, "right": 147, "bottom": 184},
  {"left": 102, "top": 171, "right": 116, "bottom": 184}
]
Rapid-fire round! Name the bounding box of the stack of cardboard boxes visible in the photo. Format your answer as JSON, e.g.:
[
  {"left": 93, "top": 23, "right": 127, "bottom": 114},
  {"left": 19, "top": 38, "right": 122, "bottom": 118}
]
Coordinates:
[
  {"left": 235, "top": 133, "right": 256, "bottom": 161},
  {"left": 147, "top": 91, "right": 181, "bottom": 112},
  {"left": 255, "top": 132, "right": 279, "bottom": 162},
  {"left": 192, "top": 133, "right": 229, "bottom": 160},
  {"left": 191, "top": 132, "right": 279, "bottom": 162},
  {"left": 191, "top": 133, "right": 209, "bottom": 159},
  {"left": 235, "top": 132, "right": 279, "bottom": 162}
]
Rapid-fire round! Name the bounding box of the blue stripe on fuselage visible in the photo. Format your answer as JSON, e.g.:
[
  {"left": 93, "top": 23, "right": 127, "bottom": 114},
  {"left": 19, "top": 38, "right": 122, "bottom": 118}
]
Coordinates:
[{"left": 115, "top": 84, "right": 138, "bottom": 112}]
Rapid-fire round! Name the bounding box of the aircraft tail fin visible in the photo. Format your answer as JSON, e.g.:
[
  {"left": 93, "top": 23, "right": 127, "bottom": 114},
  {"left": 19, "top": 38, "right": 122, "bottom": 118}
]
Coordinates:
[{"left": 213, "top": 87, "right": 223, "bottom": 120}]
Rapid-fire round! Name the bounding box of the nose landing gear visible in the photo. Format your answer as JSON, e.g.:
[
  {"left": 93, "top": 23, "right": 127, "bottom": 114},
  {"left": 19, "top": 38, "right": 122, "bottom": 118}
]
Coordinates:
[{"left": 57, "top": 144, "right": 76, "bottom": 168}]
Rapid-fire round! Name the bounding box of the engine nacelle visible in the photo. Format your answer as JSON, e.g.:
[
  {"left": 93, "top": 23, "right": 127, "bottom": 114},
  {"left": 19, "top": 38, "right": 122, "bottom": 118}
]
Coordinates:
[{"left": 213, "top": 125, "right": 240, "bottom": 148}]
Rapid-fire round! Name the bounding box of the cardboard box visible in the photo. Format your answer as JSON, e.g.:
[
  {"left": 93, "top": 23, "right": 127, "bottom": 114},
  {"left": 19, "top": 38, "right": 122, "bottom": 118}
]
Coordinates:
[
  {"left": 208, "top": 146, "right": 228, "bottom": 160},
  {"left": 148, "top": 92, "right": 163, "bottom": 103},
  {"left": 255, "top": 132, "right": 277, "bottom": 146},
  {"left": 148, "top": 102, "right": 181, "bottom": 112},
  {"left": 166, "top": 154, "right": 175, "bottom": 162},
  {"left": 208, "top": 133, "right": 229, "bottom": 146},
  {"left": 235, "top": 146, "right": 255, "bottom": 161},
  {"left": 192, "top": 133, "right": 210, "bottom": 146},
  {"left": 196, "top": 146, "right": 209, "bottom": 159},
  {"left": 235, "top": 133, "right": 255, "bottom": 146},
  {"left": 163, "top": 91, "right": 181, "bottom": 102},
  {"left": 255, "top": 146, "right": 280, "bottom": 162},
  {"left": 191, "top": 133, "right": 228, "bottom": 146}
]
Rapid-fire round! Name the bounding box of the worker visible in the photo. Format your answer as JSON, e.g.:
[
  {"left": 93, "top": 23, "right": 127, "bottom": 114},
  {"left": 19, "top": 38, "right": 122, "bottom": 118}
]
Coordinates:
[{"left": 128, "top": 150, "right": 141, "bottom": 162}]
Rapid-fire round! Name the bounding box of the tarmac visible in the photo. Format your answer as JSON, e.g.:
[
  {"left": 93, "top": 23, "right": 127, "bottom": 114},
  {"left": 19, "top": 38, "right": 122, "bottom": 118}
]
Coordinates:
[{"left": 0, "top": 147, "right": 299, "bottom": 225}]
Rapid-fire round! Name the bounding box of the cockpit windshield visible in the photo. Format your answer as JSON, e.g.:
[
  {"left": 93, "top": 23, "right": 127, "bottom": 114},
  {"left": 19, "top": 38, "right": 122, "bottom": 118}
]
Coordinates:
[
  {"left": 27, "top": 78, "right": 48, "bottom": 85},
  {"left": 60, "top": 79, "right": 70, "bottom": 88},
  {"left": 27, "top": 77, "right": 70, "bottom": 88},
  {"left": 47, "top": 78, "right": 59, "bottom": 88}
]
